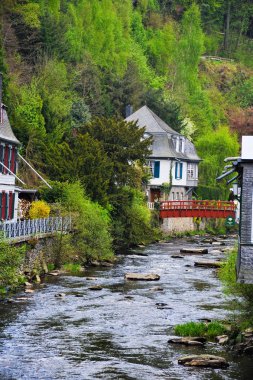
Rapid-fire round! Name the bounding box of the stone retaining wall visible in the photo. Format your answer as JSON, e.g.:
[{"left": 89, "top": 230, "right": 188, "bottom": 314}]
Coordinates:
[{"left": 161, "top": 217, "right": 222, "bottom": 233}]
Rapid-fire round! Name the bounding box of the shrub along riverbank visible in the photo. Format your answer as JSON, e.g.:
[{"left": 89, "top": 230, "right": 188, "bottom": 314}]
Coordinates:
[{"left": 0, "top": 181, "right": 159, "bottom": 296}]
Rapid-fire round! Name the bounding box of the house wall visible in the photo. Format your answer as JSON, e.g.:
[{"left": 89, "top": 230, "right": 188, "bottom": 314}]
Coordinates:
[
  {"left": 237, "top": 162, "right": 253, "bottom": 283},
  {"left": 0, "top": 174, "right": 15, "bottom": 186},
  {"left": 149, "top": 159, "right": 171, "bottom": 186}
]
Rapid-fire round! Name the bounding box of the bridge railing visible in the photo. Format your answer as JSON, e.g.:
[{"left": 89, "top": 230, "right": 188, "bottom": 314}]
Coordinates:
[
  {"left": 160, "top": 200, "right": 236, "bottom": 211},
  {"left": 0, "top": 216, "right": 72, "bottom": 240}
]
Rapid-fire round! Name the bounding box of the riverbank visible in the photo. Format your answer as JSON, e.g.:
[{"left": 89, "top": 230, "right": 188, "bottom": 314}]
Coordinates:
[{"left": 1, "top": 235, "right": 253, "bottom": 379}]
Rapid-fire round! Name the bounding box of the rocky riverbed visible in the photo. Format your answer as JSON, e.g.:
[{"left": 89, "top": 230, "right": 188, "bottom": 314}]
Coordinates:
[{"left": 0, "top": 235, "right": 253, "bottom": 379}]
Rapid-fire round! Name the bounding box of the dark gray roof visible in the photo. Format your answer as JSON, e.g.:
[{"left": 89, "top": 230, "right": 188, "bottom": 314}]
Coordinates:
[
  {"left": 0, "top": 107, "right": 20, "bottom": 144},
  {"left": 126, "top": 105, "right": 180, "bottom": 135},
  {"left": 125, "top": 105, "right": 200, "bottom": 161}
]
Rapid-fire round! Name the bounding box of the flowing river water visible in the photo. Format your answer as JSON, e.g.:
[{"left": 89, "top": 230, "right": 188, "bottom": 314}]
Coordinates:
[{"left": 0, "top": 236, "right": 253, "bottom": 380}]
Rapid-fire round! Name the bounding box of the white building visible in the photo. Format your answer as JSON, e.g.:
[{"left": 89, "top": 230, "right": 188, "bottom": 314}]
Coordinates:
[
  {"left": 125, "top": 106, "right": 201, "bottom": 202},
  {"left": 0, "top": 78, "right": 20, "bottom": 221}
]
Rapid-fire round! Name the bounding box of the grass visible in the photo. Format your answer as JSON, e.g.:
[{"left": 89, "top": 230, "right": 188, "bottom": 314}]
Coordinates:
[
  {"left": 174, "top": 321, "right": 227, "bottom": 339},
  {"left": 63, "top": 263, "right": 83, "bottom": 274}
]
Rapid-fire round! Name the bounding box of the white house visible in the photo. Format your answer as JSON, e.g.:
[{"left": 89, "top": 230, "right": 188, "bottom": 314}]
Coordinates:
[
  {"left": 125, "top": 106, "right": 201, "bottom": 202},
  {"left": 0, "top": 75, "right": 20, "bottom": 221}
]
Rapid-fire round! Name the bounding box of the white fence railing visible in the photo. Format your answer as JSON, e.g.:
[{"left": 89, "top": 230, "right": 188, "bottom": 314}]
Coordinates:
[
  {"left": 0, "top": 216, "right": 71, "bottom": 239},
  {"left": 147, "top": 202, "right": 155, "bottom": 210}
]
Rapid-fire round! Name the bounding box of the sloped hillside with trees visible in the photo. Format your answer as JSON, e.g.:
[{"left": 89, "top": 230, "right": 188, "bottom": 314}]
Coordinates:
[{"left": 0, "top": 0, "right": 252, "bottom": 247}]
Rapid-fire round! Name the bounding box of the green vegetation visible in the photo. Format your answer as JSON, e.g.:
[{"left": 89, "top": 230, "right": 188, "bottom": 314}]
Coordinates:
[
  {"left": 0, "top": 0, "right": 251, "bottom": 271},
  {"left": 174, "top": 321, "right": 227, "bottom": 339},
  {"left": 0, "top": 237, "right": 26, "bottom": 295},
  {"left": 219, "top": 246, "right": 253, "bottom": 324}
]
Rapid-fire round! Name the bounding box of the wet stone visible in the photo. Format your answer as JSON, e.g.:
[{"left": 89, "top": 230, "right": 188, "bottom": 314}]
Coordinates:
[
  {"left": 55, "top": 293, "right": 66, "bottom": 298},
  {"left": 194, "top": 260, "right": 223, "bottom": 268},
  {"left": 171, "top": 255, "right": 184, "bottom": 259},
  {"left": 125, "top": 273, "right": 160, "bottom": 281},
  {"left": 150, "top": 286, "right": 164, "bottom": 291},
  {"left": 88, "top": 285, "right": 103, "bottom": 291},
  {"left": 178, "top": 354, "right": 229, "bottom": 368},
  {"left": 216, "top": 335, "right": 229, "bottom": 345},
  {"left": 180, "top": 248, "right": 208, "bottom": 255},
  {"left": 168, "top": 337, "right": 206, "bottom": 346}
]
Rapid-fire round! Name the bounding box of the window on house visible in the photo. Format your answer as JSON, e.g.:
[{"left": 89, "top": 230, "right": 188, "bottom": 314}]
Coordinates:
[
  {"left": 172, "top": 192, "right": 175, "bottom": 200},
  {"left": 179, "top": 138, "right": 183, "bottom": 153},
  {"left": 187, "top": 163, "right": 195, "bottom": 179},
  {"left": 175, "top": 162, "right": 183, "bottom": 179},
  {"left": 176, "top": 192, "right": 180, "bottom": 200},
  {"left": 148, "top": 160, "right": 160, "bottom": 178}
]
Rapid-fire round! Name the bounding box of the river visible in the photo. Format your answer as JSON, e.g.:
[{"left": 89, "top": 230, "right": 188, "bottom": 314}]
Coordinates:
[{"left": 0, "top": 236, "right": 253, "bottom": 379}]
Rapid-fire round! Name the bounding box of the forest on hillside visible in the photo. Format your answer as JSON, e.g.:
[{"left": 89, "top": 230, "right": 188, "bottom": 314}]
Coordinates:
[{"left": 0, "top": 1, "right": 252, "bottom": 249}]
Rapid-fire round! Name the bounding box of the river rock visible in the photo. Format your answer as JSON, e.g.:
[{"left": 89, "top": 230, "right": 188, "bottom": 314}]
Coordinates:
[
  {"left": 101, "top": 262, "right": 114, "bottom": 267},
  {"left": 171, "top": 255, "right": 184, "bottom": 259},
  {"left": 244, "top": 345, "right": 253, "bottom": 355},
  {"left": 48, "top": 271, "right": 60, "bottom": 276},
  {"left": 180, "top": 248, "right": 208, "bottom": 254},
  {"left": 216, "top": 335, "right": 229, "bottom": 345},
  {"left": 24, "top": 282, "right": 33, "bottom": 287},
  {"left": 86, "top": 277, "right": 97, "bottom": 281},
  {"left": 194, "top": 260, "right": 223, "bottom": 268},
  {"left": 55, "top": 293, "right": 66, "bottom": 298},
  {"left": 150, "top": 286, "right": 164, "bottom": 291},
  {"left": 125, "top": 273, "right": 160, "bottom": 281},
  {"left": 178, "top": 354, "right": 229, "bottom": 368},
  {"left": 88, "top": 285, "right": 103, "bottom": 291},
  {"left": 168, "top": 337, "right": 206, "bottom": 346},
  {"left": 25, "top": 289, "right": 34, "bottom": 293}
]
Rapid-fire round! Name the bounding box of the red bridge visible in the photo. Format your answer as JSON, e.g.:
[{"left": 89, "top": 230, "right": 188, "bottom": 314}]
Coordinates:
[{"left": 159, "top": 200, "right": 236, "bottom": 219}]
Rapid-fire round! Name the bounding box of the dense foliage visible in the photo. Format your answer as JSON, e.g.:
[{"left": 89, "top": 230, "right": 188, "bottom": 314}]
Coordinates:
[
  {"left": 0, "top": 0, "right": 251, "bottom": 254},
  {"left": 0, "top": 238, "right": 26, "bottom": 295},
  {"left": 0, "top": 0, "right": 247, "bottom": 191}
]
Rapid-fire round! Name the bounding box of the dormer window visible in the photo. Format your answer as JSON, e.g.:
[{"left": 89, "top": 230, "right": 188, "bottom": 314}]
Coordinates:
[{"left": 173, "top": 136, "right": 184, "bottom": 153}]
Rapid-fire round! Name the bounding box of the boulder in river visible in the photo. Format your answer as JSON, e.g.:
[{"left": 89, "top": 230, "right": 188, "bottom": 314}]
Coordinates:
[
  {"left": 88, "top": 285, "right": 103, "bottom": 291},
  {"left": 171, "top": 255, "right": 184, "bottom": 259},
  {"left": 168, "top": 337, "right": 206, "bottom": 346},
  {"left": 125, "top": 273, "right": 160, "bottom": 281},
  {"left": 216, "top": 335, "right": 229, "bottom": 345},
  {"left": 194, "top": 260, "right": 223, "bottom": 268},
  {"left": 180, "top": 248, "right": 208, "bottom": 255},
  {"left": 178, "top": 354, "right": 229, "bottom": 368}
]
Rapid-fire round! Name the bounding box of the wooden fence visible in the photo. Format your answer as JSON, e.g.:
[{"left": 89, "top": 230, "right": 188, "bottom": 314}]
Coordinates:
[{"left": 0, "top": 216, "right": 71, "bottom": 240}]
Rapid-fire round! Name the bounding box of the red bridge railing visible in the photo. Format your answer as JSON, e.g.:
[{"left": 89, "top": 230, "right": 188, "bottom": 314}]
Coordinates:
[{"left": 159, "top": 200, "right": 236, "bottom": 218}]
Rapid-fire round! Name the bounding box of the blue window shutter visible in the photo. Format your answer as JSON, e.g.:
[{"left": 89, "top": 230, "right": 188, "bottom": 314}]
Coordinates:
[
  {"left": 154, "top": 161, "right": 160, "bottom": 178},
  {"left": 180, "top": 163, "right": 183, "bottom": 179},
  {"left": 175, "top": 162, "right": 178, "bottom": 179}
]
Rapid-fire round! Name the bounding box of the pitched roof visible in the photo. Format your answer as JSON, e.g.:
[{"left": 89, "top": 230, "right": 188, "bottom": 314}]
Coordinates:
[
  {"left": 125, "top": 105, "right": 180, "bottom": 135},
  {"left": 125, "top": 105, "right": 200, "bottom": 161},
  {"left": 0, "top": 107, "right": 20, "bottom": 144}
]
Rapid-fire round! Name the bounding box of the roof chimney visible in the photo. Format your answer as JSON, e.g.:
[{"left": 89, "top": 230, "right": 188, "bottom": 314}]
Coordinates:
[
  {"left": 125, "top": 104, "right": 133, "bottom": 118},
  {"left": 0, "top": 73, "right": 2, "bottom": 123}
]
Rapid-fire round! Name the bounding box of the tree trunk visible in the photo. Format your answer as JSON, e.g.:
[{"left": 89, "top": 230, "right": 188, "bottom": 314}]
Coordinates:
[{"left": 224, "top": 1, "right": 231, "bottom": 52}]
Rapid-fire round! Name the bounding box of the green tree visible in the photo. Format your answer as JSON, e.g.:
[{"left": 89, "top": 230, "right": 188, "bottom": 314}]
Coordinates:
[{"left": 81, "top": 117, "right": 152, "bottom": 192}]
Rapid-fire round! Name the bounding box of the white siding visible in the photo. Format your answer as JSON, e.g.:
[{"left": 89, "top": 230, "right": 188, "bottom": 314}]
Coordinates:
[
  {"left": 149, "top": 159, "right": 171, "bottom": 186},
  {"left": 0, "top": 174, "right": 15, "bottom": 186}
]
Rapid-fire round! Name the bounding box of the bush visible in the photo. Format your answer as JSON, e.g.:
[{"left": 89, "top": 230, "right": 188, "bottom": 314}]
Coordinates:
[
  {"left": 110, "top": 187, "right": 158, "bottom": 250},
  {"left": 29, "top": 200, "right": 50, "bottom": 219},
  {"left": 62, "top": 182, "right": 114, "bottom": 263},
  {"left": 0, "top": 237, "right": 26, "bottom": 295}
]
